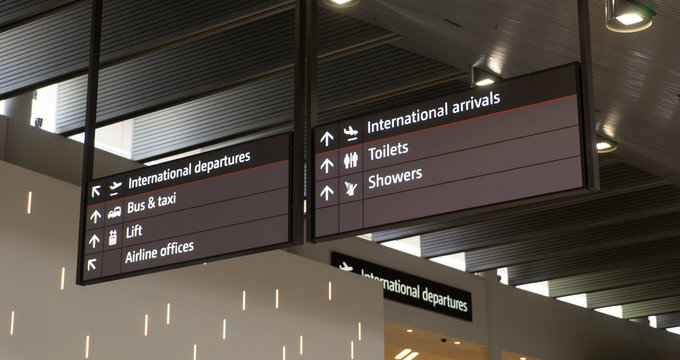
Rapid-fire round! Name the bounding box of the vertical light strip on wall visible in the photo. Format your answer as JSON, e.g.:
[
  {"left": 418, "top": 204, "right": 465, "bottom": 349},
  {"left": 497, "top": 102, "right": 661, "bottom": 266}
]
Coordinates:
[
  {"left": 10, "top": 311, "right": 15, "bottom": 335},
  {"left": 275, "top": 289, "right": 279, "bottom": 309},
  {"left": 358, "top": 322, "right": 362, "bottom": 341},
  {"left": 27, "top": 191, "right": 32, "bottom": 214},
  {"left": 351, "top": 340, "right": 354, "bottom": 360},
  {"left": 328, "top": 282, "right": 332, "bottom": 301},
  {"left": 282, "top": 345, "right": 286, "bottom": 360},
  {"left": 242, "top": 290, "right": 246, "bottom": 311},
  {"left": 193, "top": 344, "right": 197, "bottom": 360},
  {"left": 85, "top": 335, "right": 90, "bottom": 358},
  {"left": 222, "top": 319, "right": 227, "bottom": 340},
  {"left": 60, "top": 267, "right": 65, "bottom": 290},
  {"left": 166, "top": 303, "right": 171, "bottom": 325},
  {"left": 300, "top": 335, "right": 303, "bottom": 355},
  {"left": 144, "top": 314, "right": 149, "bottom": 336}
]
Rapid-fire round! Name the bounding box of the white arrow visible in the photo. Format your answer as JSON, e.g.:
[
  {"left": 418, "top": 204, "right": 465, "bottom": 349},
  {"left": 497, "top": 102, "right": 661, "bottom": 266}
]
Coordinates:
[
  {"left": 91, "top": 185, "right": 101, "bottom": 198},
  {"left": 320, "top": 158, "right": 334, "bottom": 174},
  {"left": 320, "top": 131, "right": 334, "bottom": 147},
  {"left": 90, "top": 210, "right": 101, "bottom": 224},
  {"left": 87, "top": 258, "right": 97, "bottom": 271},
  {"left": 320, "top": 185, "right": 334, "bottom": 201},
  {"left": 89, "top": 234, "right": 100, "bottom": 248}
]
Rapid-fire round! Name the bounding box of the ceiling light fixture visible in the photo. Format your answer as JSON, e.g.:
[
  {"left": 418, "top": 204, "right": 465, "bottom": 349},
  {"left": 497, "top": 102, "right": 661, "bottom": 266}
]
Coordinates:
[
  {"left": 404, "top": 352, "right": 420, "bottom": 360},
  {"left": 406, "top": 329, "right": 414, "bottom": 333},
  {"left": 323, "top": 0, "right": 359, "bottom": 8},
  {"left": 395, "top": 349, "right": 412, "bottom": 360},
  {"left": 606, "top": 0, "right": 655, "bottom": 33},
  {"left": 472, "top": 66, "right": 499, "bottom": 87},
  {"left": 596, "top": 137, "right": 617, "bottom": 153}
]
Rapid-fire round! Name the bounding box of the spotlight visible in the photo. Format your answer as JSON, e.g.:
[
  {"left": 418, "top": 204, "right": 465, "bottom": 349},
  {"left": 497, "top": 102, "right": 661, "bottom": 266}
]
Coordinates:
[
  {"left": 606, "top": 0, "right": 655, "bottom": 33},
  {"left": 323, "top": 0, "right": 359, "bottom": 8},
  {"left": 596, "top": 137, "right": 617, "bottom": 153},
  {"left": 472, "top": 67, "right": 499, "bottom": 87}
]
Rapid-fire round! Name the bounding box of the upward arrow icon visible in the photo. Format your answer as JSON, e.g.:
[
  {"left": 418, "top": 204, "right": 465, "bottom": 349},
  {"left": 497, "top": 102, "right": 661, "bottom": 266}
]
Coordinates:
[
  {"left": 320, "top": 131, "right": 334, "bottom": 147},
  {"left": 90, "top": 210, "right": 101, "bottom": 224},
  {"left": 320, "top": 185, "right": 334, "bottom": 201},
  {"left": 320, "top": 158, "right": 334, "bottom": 174},
  {"left": 89, "top": 234, "right": 100, "bottom": 248}
]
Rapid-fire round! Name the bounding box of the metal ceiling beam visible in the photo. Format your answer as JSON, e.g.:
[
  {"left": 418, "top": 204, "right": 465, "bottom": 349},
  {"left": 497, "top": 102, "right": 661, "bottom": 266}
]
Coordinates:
[
  {"left": 548, "top": 258, "right": 680, "bottom": 297},
  {"left": 622, "top": 295, "right": 680, "bottom": 319},
  {"left": 507, "top": 237, "right": 680, "bottom": 285},
  {"left": 586, "top": 279, "right": 680, "bottom": 309},
  {"left": 656, "top": 312, "right": 680, "bottom": 329},
  {"left": 465, "top": 209, "right": 680, "bottom": 272}
]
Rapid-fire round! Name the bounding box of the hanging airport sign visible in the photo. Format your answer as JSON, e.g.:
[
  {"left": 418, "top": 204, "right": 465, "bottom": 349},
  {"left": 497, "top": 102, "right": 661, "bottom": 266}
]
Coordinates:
[
  {"left": 78, "top": 133, "right": 292, "bottom": 284},
  {"left": 332, "top": 252, "right": 472, "bottom": 321},
  {"left": 314, "top": 63, "right": 589, "bottom": 238}
]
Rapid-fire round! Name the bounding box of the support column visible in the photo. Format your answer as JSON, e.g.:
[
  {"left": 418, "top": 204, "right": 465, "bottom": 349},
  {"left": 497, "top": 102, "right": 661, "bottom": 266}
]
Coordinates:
[
  {"left": 4, "top": 91, "right": 33, "bottom": 126},
  {"left": 479, "top": 270, "right": 502, "bottom": 360},
  {"left": 630, "top": 317, "right": 650, "bottom": 326}
]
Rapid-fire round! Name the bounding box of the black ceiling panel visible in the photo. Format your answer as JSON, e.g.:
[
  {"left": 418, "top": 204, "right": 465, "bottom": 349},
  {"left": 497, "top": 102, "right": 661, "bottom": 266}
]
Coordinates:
[
  {"left": 55, "top": 7, "right": 396, "bottom": 135},
  {"left": 0, "top": 0, "right": 75, "bottom": 28},
  {"left": 100, "top": 0, "right": 293, "bottom": 62},
  {"left": 0, "top": 1, "right": 89, "bottom": 98}
]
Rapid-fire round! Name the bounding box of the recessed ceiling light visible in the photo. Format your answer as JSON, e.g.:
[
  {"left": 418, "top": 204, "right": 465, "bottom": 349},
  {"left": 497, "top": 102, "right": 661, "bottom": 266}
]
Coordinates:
[
  {"left": 472, "top": 66, "right": 500, "bottom": 87},
  {"left": 596, "top": 138, "right": 617, "bottom": 153},
  {"left": 324, "top": 0, "right": 359, "bottom": 8},
  {"left": 395, "top": 349, "right": 412, "bottom": 360},
  {"left": 616, "top": 13, "right": 644, "bottom": 25},
  {"left": 476, "top": 79, "right": 495, "bottom": 86},
  {"left": 596, "top": 142, "right": 612, "bottom": 151},
  {"left": 404, "top": 352, "right": 420, "bottom": 360},
  {"left": 406, "top": 329, "right": 414, "bottom": 333},
  {"left": 606, "top": 0, "right": 655, "bottom": 33},
  {"left": 520, "top": 357, "right": 527, "bottom": 360},
  {"left": 454, "top": 341, "right": 461, "bottom": 345}
]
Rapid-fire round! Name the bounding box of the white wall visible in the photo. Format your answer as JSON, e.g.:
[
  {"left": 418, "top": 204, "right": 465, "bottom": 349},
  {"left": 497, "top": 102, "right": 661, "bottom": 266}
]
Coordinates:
[{"left": 0, "top": 160, "right": 384, "bottom": 360}]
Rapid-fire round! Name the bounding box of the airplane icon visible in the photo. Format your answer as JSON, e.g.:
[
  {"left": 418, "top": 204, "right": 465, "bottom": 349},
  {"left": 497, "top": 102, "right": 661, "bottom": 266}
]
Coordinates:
[
  {"left": 109, "top": 181, "right": 123, "bottom": 196},
  {"left": 343, "top": 126, "right": 359, "bottom": 141},
  {"left": 338, "top": 261, "right": 353, "bottom": 272}
]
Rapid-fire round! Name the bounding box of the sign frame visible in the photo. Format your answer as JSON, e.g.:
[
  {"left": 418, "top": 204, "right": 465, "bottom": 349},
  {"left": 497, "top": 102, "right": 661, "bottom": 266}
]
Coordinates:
[
  {"left": 313, "top": 63, "right": 597, "bottom": 241},
  {"left": 77, "top": 132, "right": 294, "bottom": 285}
]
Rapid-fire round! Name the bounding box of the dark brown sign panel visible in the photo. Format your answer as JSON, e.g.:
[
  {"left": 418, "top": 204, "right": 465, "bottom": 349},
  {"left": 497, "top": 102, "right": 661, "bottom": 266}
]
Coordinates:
[
  {"left": 78, "top": 133, "right": 292, "bottom": 284},
  {"left": 314, "top": 64, "right": 589, "bottom": 239},
  {"left": 331, "top": 252, "right": 472, "bottom": 321}
]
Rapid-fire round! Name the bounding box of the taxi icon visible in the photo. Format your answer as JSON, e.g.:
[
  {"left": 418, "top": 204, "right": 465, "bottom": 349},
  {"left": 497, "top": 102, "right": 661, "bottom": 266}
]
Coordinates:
[{"left": 107, "top": 206, "right": 122, "bottom": 219}]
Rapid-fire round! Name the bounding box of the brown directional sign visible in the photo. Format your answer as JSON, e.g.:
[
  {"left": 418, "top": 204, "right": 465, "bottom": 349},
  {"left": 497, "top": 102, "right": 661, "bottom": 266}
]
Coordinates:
[
  {"left": 314, "top": 64, "right": 591, "bottom": 239},
  {"left": 78, "top": 133, "right": 292, "bottom": 284}
]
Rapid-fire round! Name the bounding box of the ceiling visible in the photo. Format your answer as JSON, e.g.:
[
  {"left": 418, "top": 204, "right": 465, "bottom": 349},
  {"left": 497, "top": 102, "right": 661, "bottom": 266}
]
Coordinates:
[{"left": 1, "top": 0, "right": 680, "bottom": 335}]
